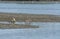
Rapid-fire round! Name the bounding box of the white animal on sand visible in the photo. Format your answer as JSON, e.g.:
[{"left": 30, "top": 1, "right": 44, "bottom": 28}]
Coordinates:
[{"left": 10, "top": 17, "right": 16, "bottom": 24}]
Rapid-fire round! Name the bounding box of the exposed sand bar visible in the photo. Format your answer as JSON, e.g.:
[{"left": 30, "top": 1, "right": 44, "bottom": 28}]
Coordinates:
[
  {"left": 0, "top": 13, "right": 60, "bottom": 22},
  {"left": 0, "top": 24, "right": 39, "bottom": 29}
]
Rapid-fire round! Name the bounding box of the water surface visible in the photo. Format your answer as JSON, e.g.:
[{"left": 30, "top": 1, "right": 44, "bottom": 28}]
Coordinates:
[
  {"left": 0, "top": 3, "right": 60, "bottom": 39},
  {"left": 0, "top": 3, "right": 60, "bottom": 15}
]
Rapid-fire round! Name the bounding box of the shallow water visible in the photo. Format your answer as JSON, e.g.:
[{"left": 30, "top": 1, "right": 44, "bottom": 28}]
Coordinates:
[{"left": 0, "top": 3, "right": 60, "bottom": 15}]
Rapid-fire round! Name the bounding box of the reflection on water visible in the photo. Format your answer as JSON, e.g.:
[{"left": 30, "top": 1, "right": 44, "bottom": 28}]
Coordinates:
[{"left": 0, "top": 22, "right": 60, "bottom": 39}]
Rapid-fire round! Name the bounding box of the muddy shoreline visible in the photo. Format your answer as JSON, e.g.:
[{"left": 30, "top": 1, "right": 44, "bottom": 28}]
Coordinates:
[{"left": 0, "top": 24, "right": 39, "bottom": 29}]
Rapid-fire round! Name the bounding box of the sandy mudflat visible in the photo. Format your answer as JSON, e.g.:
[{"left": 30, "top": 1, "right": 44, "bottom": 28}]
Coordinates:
[
  {"left": 0, "top": 24, "right": 39, "bottom": 29},
  {"left": 0, "top": 13, "right": 60, "bottom": 22}
]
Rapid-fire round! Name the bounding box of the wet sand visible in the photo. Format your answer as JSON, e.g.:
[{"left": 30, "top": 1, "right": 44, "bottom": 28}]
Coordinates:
[
  {"left": 0, "top": 13, "right": 60, "bottom": 22},
  {"left": 0, "top": 24, "right": 39, "bottom": 29},
  {"left": 0, "top": 13, "right": 60, "bottom": 29}
]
